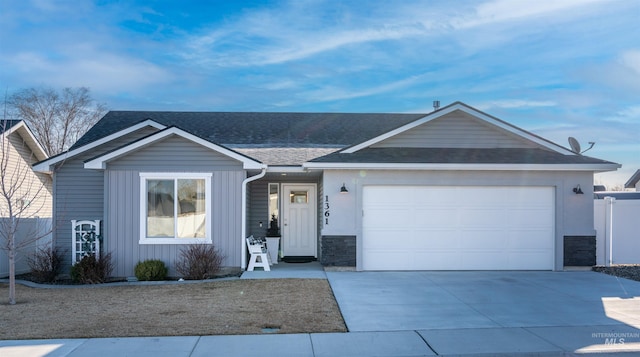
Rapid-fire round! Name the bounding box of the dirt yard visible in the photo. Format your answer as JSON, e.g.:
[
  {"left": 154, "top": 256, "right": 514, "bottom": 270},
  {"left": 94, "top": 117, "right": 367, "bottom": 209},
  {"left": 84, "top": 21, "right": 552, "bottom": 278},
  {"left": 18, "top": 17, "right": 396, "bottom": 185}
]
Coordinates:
[{"left": 0, "top": 279, "right": 347, "bottom": 340}]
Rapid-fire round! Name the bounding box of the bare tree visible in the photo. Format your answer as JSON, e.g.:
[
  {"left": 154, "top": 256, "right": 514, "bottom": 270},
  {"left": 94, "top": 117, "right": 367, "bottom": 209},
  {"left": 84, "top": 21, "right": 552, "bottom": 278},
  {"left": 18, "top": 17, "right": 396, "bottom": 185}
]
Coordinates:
[
  {"left": 0, "top": 118, "right": 52, "bottom": 305},
  {"left": 9, "top": 87, "right": 107, "bottom": 156}
]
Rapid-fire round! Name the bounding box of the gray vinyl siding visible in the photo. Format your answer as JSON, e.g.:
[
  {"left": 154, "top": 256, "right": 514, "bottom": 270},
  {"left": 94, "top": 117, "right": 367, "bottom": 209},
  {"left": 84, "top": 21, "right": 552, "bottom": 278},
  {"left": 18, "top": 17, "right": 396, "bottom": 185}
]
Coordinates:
[
  {"left": 54, "top": 157, "right": 105, "bottom": 271},
  {"left": 53, "top": 127, "right": 160, "bottom": 271},
  {"left": 105, "top": 170, "right": 244, "bottom": 277},
  {"left": 107, "top": 135, "right": 243, "bottom": 171},
  {"left": 372, "top": 111, "right": 538, "bottom": 149},
  {"left": 247, "top": 181, "right": 268, "bottom": 238}
]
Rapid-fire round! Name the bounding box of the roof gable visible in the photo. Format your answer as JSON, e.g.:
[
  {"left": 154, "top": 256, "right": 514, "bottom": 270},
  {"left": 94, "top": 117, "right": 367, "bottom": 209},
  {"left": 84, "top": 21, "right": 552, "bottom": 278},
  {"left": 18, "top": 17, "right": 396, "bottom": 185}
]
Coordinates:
[
  {"left": 33, "top": 119, "right": 165, "bottom": 172},
  {"left": 372, "top": 110, "right": 539, "bottom": 149},
  {"left": 1, "top": 120, "right": 48, "bottom": 161},
  {"left": 342, "top": 102, "right": 573, "bottom": 155},
  {"left": 625, "top": 169, "right": 640, "bottom": 189},
  {"left": 84, "top": 126, "right": 264, "bottom": 170}
]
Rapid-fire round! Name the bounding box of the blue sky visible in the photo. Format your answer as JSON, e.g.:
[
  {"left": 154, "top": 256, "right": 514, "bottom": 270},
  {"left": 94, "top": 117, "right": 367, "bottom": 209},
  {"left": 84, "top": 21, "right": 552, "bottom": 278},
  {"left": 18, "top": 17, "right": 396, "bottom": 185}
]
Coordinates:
[{"left": 1, "top": 0, "right": 638, "bottom": 187}]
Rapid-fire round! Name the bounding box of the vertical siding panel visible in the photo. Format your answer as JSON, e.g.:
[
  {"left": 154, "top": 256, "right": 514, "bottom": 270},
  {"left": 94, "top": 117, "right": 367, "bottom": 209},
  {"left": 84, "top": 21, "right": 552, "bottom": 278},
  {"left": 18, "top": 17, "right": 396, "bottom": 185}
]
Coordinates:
[
  {"left": 373, "top": 113, "right": 537, "bottom": 149},
  {"left": 54, "top": 127, "right": 161, "bottom": 271},
  {"left": 104, "top": 169, "right": 246, "bottom": 276}
]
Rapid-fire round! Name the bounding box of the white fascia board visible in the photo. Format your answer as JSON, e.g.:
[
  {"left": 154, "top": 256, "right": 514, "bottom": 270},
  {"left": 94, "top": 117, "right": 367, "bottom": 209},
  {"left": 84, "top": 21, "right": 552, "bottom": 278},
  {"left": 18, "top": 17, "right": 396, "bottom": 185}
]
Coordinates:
[
  {"left": 266, "top": 166, "right": 307, "bottom": 173},
  {"left": 342, "top": 103, "right": 575, "bottom": 156},
  {"left": 6, "top": 121, "right": 48, "bottom": 161},
  {"left": 84, "top": 126, "right": 264, "bottom": 170},
  {"left": 303, "top": 162, "right": 621, "bottom": 172},
  {"left": 33, "top": 119, "right": 166, "bottom": 172}
]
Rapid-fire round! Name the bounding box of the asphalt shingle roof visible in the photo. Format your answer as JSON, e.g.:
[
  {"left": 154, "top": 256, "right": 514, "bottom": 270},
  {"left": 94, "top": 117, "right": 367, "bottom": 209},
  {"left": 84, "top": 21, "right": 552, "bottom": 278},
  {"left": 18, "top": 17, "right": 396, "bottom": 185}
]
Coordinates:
[
  {"left": 71, "top": 111, "right": 426, "bottom": 149},
  {"left": 309, "top": 147, "right": 617, "bottom": 165},
  {"left": 66, "top": 109, "right": 618, "bottom": 167}
]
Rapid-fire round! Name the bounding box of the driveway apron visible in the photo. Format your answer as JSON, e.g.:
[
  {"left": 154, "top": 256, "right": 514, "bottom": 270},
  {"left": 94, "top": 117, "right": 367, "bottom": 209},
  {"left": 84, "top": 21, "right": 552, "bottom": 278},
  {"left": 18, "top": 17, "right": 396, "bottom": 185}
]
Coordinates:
[{"left": 326, "top": 271, "right": 640, "bottom": 332}]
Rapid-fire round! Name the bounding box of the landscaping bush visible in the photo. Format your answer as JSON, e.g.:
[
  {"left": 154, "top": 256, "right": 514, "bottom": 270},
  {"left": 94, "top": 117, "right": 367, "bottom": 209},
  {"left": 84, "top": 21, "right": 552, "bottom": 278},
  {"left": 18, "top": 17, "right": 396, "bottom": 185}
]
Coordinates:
[
  {"left": 27, "top": 246, "right": 65, "bottom": 283},
  {"left": 134, "top": 259, "right": 168, "bottom": 281},
  {"left": 70, "top": 252, "right": 114, "bottom": 284},
  {"left": 175, "top": 243, "right": 224, "bottom": 280}
]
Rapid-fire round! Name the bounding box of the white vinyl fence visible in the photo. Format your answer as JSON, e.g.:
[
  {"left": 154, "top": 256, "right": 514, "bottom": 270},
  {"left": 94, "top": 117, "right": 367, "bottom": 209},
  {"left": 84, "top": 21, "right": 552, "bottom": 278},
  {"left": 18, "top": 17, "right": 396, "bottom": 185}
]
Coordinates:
[
  {"left": 0, "top": 218, "right": 52, "bottom": 278},
  {"left": 594, "top": 198, "right": 640, "bottom": 265}
]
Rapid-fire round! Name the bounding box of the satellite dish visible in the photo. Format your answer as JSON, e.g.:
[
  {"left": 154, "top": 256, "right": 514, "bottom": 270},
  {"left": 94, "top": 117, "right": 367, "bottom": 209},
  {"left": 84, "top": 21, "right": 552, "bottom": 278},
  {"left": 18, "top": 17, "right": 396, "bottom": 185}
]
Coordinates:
[
  {"left": 568, "top": 137, "right": 596, "bottom": 154},
  {"left": 568, "top": 137, "right": 581, "bottom": 154}
]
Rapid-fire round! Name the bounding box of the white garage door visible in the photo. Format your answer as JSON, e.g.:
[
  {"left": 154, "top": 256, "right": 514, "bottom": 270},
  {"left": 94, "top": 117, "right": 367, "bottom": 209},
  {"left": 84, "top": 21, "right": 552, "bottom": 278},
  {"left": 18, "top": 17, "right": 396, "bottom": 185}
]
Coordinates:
[{"left": 362, "top": 186, "right": 555, "bottom": 270}]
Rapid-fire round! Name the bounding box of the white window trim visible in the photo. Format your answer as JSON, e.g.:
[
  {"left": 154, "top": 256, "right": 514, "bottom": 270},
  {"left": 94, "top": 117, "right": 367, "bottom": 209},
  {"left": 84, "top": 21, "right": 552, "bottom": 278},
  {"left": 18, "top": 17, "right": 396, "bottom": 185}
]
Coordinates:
[{"left": 139, "top": 172, "right": 212, "bottom": 245}]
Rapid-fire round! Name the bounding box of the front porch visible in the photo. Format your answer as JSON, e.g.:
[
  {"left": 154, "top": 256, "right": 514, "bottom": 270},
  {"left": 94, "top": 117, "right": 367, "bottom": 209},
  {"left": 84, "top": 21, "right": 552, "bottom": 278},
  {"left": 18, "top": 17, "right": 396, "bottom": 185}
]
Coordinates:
[{"left": 240, "top": 261, "right": 328, "bottom": 279}]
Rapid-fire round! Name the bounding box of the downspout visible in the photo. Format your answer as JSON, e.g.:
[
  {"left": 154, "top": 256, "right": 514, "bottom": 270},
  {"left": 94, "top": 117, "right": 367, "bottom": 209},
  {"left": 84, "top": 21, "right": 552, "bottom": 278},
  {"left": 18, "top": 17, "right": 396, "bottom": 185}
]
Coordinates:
[{"left": 241, "top": 166, "right": 267, "bottom": 269}]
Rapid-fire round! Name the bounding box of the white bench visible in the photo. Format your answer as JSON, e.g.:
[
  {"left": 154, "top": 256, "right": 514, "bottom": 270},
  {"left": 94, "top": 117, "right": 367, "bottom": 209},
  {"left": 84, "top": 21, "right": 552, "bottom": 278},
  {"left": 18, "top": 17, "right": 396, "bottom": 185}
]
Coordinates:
[{"left": 246, "top": 237, "right": 271, "bottom": 271}]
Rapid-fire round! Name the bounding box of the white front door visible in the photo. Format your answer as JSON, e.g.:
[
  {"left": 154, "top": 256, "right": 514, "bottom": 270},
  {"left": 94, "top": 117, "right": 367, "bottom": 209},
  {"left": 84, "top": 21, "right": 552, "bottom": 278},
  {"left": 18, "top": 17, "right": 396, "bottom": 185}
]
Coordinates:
[{"left": 282, "top": 184, "right": 317, "bottom": 257}]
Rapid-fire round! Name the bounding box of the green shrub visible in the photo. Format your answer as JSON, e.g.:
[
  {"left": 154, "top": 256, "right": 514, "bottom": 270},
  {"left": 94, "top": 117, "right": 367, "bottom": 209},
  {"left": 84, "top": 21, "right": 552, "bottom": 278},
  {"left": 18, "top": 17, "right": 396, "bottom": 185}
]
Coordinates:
[
  {"left": 134, "top": 259, "right": 168, "bottom": 281},
  {"left": 70, "top": 253, "right": 114, "bottom": 284},
  {"left": 27, "top": 246, "right": 65, "bottom": 283},
  {"left": 175, "top": 244, "right": 225, "bottom": 280}
]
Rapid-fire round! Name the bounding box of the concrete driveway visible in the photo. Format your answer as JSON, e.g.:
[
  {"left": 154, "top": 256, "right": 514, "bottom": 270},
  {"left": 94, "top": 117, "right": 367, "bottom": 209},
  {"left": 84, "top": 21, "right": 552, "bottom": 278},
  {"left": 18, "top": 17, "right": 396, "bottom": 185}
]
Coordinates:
[{"left": 326, "top": 270, "right": 640, "bottom": 354}]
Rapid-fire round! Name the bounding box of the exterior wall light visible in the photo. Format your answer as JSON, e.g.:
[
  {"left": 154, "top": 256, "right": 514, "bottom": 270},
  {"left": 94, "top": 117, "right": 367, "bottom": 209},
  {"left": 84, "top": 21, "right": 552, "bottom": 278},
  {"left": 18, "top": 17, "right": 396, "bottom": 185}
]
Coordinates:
[
  {"left": 573, "top": 185, "right": 584, "bottom": 194},
  {"left": 340, "top": 183, "right": 349, "bottom": 194}
]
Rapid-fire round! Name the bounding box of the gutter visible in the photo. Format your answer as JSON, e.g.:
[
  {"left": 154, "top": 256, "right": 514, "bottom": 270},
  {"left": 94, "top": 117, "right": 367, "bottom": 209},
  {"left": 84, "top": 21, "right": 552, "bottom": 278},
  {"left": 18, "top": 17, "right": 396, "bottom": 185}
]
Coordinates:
[{"left": 241, "top": 166, "right": 267, "bottom": 269}]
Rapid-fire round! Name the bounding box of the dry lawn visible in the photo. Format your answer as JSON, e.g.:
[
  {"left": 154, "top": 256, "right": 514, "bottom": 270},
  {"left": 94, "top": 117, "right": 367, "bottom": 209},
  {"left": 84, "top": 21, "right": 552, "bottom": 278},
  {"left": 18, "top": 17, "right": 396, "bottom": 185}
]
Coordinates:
[{"left": 0, "top": 279, "right": 347, "bottom": 340}]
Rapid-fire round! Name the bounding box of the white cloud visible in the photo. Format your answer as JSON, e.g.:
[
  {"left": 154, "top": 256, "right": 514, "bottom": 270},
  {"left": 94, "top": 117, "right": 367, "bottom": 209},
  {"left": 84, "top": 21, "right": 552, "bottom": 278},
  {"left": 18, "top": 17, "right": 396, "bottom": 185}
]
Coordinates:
[
  {"left": 186, "top": 21, "right": 428, "bottom": 67},
  {"left": 4, "top": 51, "right": 171, "bottom": 92},
  {"left": 620, "top": 50, "right": 640, "bottom": 75},
  {"left": 456, "top": 0, "right": 609, "bottom": 28},
  {"left": 605, "top": 105, "right": 640, "bottom": 124},
  {"left": 304, "top": 74, "right": 427, "bottom": 103},
  {"left": 181, "top": 0, "right": 623, "bottom": 70},
  {"left": 476, "top": 100, "right": 557, "bottom": 110}
]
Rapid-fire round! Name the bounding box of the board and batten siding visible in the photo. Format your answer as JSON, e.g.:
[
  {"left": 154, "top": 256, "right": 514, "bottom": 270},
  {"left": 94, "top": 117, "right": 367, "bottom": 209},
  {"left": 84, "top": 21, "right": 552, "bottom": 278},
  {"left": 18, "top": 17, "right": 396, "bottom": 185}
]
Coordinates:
[
  {"left": 372, "top": 111, "right": 538, "bottom": 149},
  {"left": 105, "top": 170, "right": 245, "bottom": 277},
  {"left": 53, "top": 126, "right": 160, "bottom": 270},
  {"left": 104, "top": 136, "right": 245, "bottom": 276}
]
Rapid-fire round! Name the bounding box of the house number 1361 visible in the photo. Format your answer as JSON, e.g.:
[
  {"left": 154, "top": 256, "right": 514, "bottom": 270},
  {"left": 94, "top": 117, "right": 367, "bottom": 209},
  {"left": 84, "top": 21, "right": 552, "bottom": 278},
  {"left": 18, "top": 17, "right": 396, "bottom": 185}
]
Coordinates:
[{"left": 324, "top": 195, "right": 330, "bottom": 225}]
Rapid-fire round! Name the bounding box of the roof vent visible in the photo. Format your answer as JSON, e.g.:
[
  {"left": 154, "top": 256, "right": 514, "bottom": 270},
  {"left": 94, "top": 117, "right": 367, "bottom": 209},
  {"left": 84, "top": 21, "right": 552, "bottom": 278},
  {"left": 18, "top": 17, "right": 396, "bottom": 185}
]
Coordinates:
[{"left": 433, "top": 100, "right": 440, "bottom": 111}]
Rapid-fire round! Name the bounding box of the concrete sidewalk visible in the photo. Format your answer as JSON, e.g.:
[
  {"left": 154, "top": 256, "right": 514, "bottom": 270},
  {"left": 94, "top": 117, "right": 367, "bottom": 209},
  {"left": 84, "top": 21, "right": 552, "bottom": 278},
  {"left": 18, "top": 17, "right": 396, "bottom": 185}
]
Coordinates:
[
  {"left": 1, "top": 327, "right": 639, "bottom": 356},
  {"left": 2, "top": 269, "right": 640, "bottom": 356}
]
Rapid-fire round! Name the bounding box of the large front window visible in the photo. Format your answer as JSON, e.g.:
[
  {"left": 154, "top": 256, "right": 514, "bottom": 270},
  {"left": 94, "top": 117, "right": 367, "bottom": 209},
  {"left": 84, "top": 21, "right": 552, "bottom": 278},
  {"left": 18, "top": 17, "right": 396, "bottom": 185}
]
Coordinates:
[{"left": 140, "top": 173, "right": 211, "bottom": 244}]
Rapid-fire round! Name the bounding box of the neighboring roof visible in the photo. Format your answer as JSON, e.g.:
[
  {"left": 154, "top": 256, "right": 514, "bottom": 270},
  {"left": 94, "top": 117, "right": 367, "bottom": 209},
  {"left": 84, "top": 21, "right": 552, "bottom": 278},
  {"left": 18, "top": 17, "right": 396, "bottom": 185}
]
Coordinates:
[
  {"left": 594, "top": 192, "right": 640, "bottom": 200},
  {"left": 305, "top": 148, "right": 620, "bottom": 171},
  {"left": 624, "top": 169, "right": 640, "bottom": 188},
  {"left": 1, "top": 119, "right": 48, "bottom": 162},
  {"left": 0, "top": 120, "right": 22, "bottom": 133},
  {"left": 72, "top": 111, "right": 425, "bottom": 149}
]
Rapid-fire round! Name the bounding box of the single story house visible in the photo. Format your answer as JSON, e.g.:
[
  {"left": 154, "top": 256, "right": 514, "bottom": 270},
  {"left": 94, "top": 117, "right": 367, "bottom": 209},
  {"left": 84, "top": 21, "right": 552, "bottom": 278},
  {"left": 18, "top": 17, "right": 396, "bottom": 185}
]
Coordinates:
[{"left": 33, "top": 102, "right": 620, "bottom": 276}]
